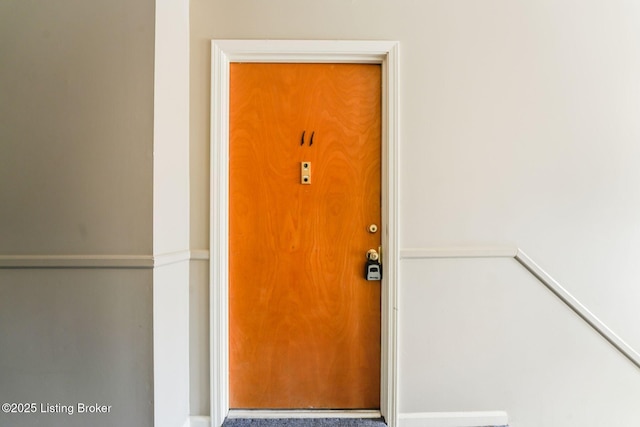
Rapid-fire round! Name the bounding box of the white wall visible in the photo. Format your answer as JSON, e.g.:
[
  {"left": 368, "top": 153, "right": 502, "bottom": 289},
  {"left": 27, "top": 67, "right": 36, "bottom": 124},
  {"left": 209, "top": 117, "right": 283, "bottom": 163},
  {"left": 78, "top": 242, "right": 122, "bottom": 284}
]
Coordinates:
[
  {"left": 154, "top": 0, "right": 190, "bottom": 256},
  {"left": 154, "top": 262, "right": 191, "bottom": 427},
  {"left": 153, "top": 0, "right": 191, "bottom": 426},
  {"left": 400, "top": 257, "right": 640, "bottom": 426},
  {"left": 189, "top": 260, "right": 210, "bottom": 415},
  {"left": 190, "top": 1, "right": 640, "bottom": 425}
]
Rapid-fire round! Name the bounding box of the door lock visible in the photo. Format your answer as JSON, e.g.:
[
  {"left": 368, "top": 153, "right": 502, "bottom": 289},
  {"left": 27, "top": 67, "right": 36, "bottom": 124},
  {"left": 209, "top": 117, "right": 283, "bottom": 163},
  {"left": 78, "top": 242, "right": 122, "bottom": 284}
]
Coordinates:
[{"left": 365, "top": 249, "right": 382, "bottom": 281}]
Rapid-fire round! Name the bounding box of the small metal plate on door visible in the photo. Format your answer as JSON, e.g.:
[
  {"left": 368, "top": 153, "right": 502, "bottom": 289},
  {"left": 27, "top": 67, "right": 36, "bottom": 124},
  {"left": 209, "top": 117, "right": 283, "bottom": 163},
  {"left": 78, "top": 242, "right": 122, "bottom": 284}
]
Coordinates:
[{"left": 301, "top": 162, "right": 311, "bottom": 184}]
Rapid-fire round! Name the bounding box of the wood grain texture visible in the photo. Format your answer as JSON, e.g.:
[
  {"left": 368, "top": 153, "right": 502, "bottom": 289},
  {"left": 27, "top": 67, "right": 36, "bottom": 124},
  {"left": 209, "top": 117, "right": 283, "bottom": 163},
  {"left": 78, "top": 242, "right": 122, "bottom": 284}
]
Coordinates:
[{"left": 229, "top": 63, "right": 381, "bottom": 409}]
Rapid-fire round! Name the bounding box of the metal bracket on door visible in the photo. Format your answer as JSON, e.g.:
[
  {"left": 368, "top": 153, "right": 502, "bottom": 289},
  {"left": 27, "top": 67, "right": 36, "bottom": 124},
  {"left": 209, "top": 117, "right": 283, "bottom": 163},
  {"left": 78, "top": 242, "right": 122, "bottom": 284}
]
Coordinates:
[{"left": 301, "top": 162, "right": 311, "bottom": 184}]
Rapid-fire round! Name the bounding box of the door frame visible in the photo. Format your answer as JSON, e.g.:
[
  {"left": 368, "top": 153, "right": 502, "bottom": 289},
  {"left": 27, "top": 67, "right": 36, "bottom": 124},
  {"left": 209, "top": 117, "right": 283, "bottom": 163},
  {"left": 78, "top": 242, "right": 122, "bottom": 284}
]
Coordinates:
[{"left": 210, "top": 40, "right": 399, "bottom": 427}]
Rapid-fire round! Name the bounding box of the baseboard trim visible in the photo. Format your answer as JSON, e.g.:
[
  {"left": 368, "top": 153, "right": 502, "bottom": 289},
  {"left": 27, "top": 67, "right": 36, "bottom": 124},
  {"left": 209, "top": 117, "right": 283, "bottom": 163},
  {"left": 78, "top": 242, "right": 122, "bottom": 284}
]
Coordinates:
[
  {"left": 398, "top": 411, "right": 508, "bottom": 427},
  {"left": 227, "top": 410, "right": 382, "bottom": 419},
  {"left": 188, "top": 416, "right": 211, "bottom": 427}
]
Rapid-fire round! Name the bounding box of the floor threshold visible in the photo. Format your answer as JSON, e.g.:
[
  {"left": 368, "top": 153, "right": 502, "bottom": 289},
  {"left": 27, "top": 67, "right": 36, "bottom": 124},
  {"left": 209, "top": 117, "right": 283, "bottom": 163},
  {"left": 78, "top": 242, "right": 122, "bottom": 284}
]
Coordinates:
[{"left": 227, "top": 410, "right": 383, "bottom": 420}]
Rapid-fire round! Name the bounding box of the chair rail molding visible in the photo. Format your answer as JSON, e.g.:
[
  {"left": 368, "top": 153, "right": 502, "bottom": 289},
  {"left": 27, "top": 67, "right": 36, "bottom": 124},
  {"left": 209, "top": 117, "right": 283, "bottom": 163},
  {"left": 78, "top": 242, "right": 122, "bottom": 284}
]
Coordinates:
[
  {"left": 0, "top": 250, "right": 210, "bottom": 269},
  {"left": 400, "top": 246, "right": 640, "bottom": 370}
]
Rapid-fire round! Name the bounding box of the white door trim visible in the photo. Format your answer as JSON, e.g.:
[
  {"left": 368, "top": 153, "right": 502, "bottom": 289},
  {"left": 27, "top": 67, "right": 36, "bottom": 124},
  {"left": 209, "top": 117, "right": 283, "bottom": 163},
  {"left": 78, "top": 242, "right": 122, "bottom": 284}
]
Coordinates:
[{"left": 210, "top": 39, "right": 400, "bottom": 427}]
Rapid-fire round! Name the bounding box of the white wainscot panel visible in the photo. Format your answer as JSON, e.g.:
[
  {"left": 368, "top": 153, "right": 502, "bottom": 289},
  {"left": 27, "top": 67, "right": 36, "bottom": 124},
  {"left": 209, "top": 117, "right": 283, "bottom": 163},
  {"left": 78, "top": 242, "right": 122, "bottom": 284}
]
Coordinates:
[{"left": 398, "top": 257, "right": 640, "bottom": 427}]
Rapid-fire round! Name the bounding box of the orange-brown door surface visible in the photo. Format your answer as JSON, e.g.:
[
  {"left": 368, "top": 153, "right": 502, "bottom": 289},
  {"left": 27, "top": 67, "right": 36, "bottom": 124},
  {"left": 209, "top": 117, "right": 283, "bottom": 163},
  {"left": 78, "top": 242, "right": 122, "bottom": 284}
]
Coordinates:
[{"left": 229, "top": 63, "right": 381, "bottom": 409}]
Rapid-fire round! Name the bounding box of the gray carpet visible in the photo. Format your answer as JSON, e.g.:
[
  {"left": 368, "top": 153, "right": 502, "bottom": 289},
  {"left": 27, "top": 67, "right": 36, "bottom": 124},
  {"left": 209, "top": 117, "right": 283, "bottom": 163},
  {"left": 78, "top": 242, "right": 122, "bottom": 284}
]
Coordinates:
[
  {"left": 222, "top": 420, "right": 507, "bottom": 427},
  {"left": 222, "top": 418, "right": 387, "bottom": 427}
]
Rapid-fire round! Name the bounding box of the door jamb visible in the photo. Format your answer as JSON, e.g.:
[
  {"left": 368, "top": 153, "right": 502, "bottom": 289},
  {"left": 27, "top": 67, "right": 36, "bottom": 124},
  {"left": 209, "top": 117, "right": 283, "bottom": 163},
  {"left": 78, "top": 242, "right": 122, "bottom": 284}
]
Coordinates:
[{"left": 210, "top": 40, "right": 400, "bottom": 427}]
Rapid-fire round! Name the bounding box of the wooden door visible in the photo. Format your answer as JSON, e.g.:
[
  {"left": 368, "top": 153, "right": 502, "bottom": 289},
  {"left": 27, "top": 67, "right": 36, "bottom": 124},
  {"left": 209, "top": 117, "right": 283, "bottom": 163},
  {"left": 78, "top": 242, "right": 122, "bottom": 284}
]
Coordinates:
[{"left": 229, "top": 63, "right": 381, "bottom": 409}]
